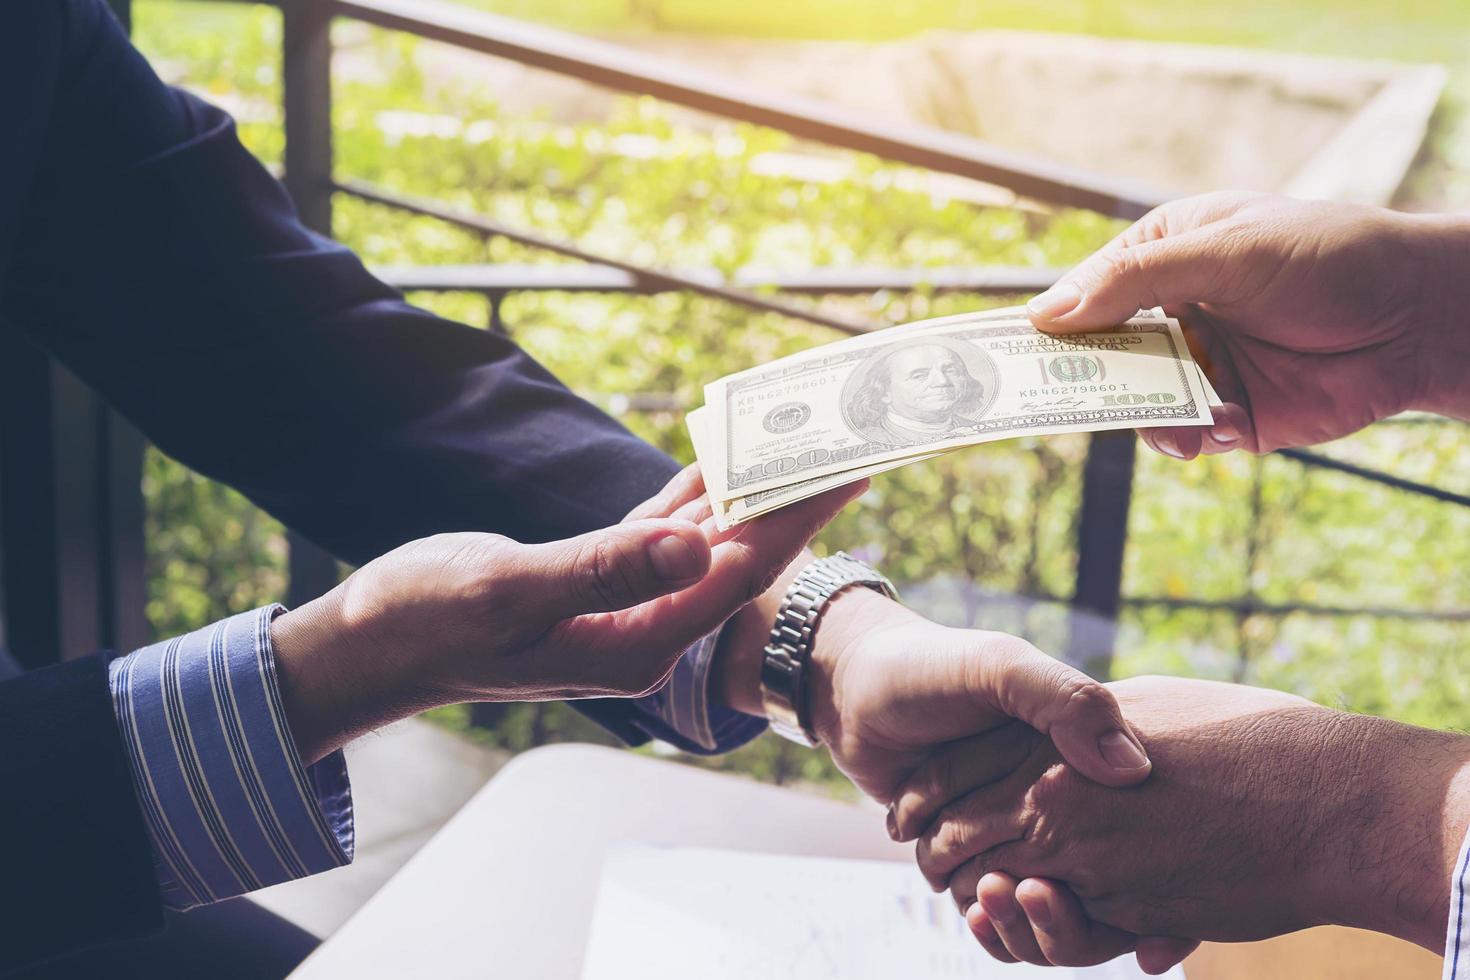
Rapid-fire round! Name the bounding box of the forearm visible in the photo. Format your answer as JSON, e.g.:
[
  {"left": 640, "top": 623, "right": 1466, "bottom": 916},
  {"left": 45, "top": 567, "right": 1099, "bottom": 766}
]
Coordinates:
[
  {"left": 1404, "top": 211, "right": 1470, "bottom": 420},
  {"left": 1310, "top": 714, "right": 1470, "bottom": 951}
]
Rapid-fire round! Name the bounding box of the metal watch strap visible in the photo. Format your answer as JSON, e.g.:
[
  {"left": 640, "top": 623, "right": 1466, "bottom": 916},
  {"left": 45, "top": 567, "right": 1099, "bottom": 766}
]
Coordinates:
[{"left": 760, "top": 552, "right": 897, "bottom": 747}]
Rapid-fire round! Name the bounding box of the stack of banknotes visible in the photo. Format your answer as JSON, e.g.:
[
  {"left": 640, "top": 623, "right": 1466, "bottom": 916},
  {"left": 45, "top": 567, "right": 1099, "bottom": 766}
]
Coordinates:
[{"left": 687, "top": 305, "right": 1221, "bottom": 530}]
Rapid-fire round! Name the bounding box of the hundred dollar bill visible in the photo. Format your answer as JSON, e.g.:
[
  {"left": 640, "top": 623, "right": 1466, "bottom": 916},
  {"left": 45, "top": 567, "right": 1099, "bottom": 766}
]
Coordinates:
[
  {"left": 690, "top": 405, "right": 941, "bottom": 527},
  {"left": 877, "top": 305, "right": 1221, "bottom": 404},
  {"left": 700, "top": 309, "right": 1214, "bottom": 504},
  {"left": 707, "top": 361, "right": 1220, "bottom": 529}
]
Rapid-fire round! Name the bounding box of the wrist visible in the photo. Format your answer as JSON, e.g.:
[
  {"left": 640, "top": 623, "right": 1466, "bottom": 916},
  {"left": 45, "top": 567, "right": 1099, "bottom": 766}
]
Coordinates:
[
  {"left": 1400, "top": 211, "right": 1470, "bottom": 418},
  {"left": 271, "top": 588, "right": 406, "bottom": 766},
  {"left": 709, "top": 552, "right": 917, "bottom": 732},
  {"left": 805, "top": 587, "right": 920, "bottom": 742},
  {"left": 710, "top": 551, "right": 814, "bottom": 718},
  {"left": 1308, "top": 713, "right": 1470, "bottom": 950}
]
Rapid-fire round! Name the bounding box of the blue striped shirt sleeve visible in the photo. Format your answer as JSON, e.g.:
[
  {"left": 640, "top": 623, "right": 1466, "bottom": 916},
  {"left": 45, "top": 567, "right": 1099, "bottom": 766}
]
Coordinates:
[
  {"left": 1446, "top": 826, "right": 1470, "bottom": 980},
  {"left": 626, "top": 630, "right": 766, "bottom": 756},
  {"left": 108, "top": 605, "right": 353, "bottom": 910}
]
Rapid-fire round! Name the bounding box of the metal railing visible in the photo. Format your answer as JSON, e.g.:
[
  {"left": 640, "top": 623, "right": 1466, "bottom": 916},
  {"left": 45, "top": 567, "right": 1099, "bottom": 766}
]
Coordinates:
[
  {"left": 274, "top": 0, "right": 1164, "bottom": 648},
  {"left": 2, "top": 0, "right": 1464, "bottom": 675}
]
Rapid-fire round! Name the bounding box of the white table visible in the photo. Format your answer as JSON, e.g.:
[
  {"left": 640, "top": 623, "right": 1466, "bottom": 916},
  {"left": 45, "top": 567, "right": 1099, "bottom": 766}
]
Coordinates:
[
  {"left": 290, "top": 744, "right": 904, "bottom": 979},
  {"left": 290, "top": 744, "right": 1441, "bottom": 980}
]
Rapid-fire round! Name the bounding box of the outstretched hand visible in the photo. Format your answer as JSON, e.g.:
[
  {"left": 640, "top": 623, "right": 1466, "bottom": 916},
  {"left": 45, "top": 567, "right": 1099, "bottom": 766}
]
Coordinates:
[
  {"left": 1026, "top": 192, "right": 1470, "bottom": 458},
  {"left": 272, "top": 463, "right": 865, "bottom": 764}
]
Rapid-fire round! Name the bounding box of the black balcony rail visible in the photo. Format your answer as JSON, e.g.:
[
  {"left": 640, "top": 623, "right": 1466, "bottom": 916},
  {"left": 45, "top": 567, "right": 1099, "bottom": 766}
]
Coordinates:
[{"left": 2, "top": 0, "right": 1465, "bottom": 678}]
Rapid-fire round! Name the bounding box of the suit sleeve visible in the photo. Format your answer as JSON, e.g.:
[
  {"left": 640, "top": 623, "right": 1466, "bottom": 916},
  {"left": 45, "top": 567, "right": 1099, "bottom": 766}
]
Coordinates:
[
  {"left": 2, "top": 0, "right": 765, "bottom": 751},
  {"left": 0, "top": 656, "right": 163, "bottom": 972}
]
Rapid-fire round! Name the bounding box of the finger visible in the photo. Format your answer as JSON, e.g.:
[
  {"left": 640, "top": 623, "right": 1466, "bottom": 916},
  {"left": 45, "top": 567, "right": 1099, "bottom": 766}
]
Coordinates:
[
  {"left": 671, "top": 495, "right": 715, "bottom": 527},
  {"left": 1027, "top": 227, "right": 1234, "bottom": 332},
  {"left": 1141, "top": 426, "right": 1203, "bottom": 461},
  {"left": 1105, "top": 190, "right": 1266, "bottom": 254},
  {"left": 1015, "top": 878, "right": 1138, "bottom": 967},
  {"left": 622, "top": 462, "right": 706, "bottom": 522},
  {"left": 889, "top": 723, "right": 1041, "bottom": 842},
  {"left": 593, "top": 478, "right": 870, "bottom": 659},
  {"left": 916, "top": 786, "right": 1030, "bottom": 890},
  {"left": 699, "top": 511, "right": 741, "bottom": 546},
  {"left": 979, "top": 642, "right": 1151, "bottom": 787},
  {"left": 965, "top": 905, "right": 1020, "bottom": 964},
  {"left": 1198, "top": 401, "right": 1253, "bottom": 455},
  {"left": 514, "top": 518, "right": 712, "bottom": 619},
  {"left": 1136, "top": 937, "right": 1202, "bottom": 975},
  {"left": 977, "top": 872, "right": 1049, "bottom": 966}
]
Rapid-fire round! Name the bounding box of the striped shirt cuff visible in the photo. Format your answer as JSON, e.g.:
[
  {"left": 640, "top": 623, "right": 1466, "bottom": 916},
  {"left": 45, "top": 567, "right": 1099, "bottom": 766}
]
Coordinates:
[
  {"left": 628, "top": 630, "right": 766, "bottom": 755},
  {"left": 108, "top": 605, "right": 354, "bottom": 910},
  {"left": 1445, "top": 824, "right": 1470, "bottom": 979}
]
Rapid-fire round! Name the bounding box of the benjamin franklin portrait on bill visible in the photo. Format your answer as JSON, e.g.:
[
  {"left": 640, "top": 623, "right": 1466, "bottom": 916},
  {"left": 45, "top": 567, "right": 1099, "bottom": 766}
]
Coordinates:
[{"left": 840, "top": 337, "right": 1000, "bottom": 448}]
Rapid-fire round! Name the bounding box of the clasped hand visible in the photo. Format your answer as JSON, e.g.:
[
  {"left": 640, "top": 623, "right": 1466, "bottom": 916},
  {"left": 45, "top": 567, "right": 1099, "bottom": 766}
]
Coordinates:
[{"left": 893, "top": 676, "right": 1470, "bottom": 973}]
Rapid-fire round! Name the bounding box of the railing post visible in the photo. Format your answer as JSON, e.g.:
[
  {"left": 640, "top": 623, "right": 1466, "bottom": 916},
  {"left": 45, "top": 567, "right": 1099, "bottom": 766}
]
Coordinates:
[
  {"left": 1068, "top": 431, "right": 1137, "bottom": 676},
  {"left": 0, "top": 331, "right": 147, "bottom": 666},
  {"left": 100, "top": 413, "right": 150, "bottom": 655},
  {"left": 486, "top": 290, "right": 508, "bottom": 335},
  {"left": 282, "top": 0, "right": 344, "bottom": 606},
  {"left": 283, "top": 0, "right": 334, "bottom": 234}
]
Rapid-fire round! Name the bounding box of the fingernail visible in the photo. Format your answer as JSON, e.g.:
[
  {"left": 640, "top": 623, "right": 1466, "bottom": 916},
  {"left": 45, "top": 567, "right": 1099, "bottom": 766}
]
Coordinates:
[
  {"left": 648, "top": 534, "right": 701, "bottom": 581},
  {"left": 1025, "top": 895, "right": 1053, "bottom": 929},
  {"left": 1152, "top": 430, "right": 1186, "bottom": 459},
  {"left": 1099, "top": 730, "right": 1150, "bottom": 771},
  {"left": 1027, "top": 282, "right": 1082, "bottom": 320},
  {"left": 886, "top": 805, "right": 900, "bottom": 841},
  {"left": 1210, "top": 417, "right": 1242, "bottom": 445}
]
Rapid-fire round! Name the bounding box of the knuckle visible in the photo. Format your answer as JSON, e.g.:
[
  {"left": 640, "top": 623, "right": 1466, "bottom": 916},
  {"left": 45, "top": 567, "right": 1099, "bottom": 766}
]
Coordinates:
[
  {"left": 929, "top": 810, "right": 970, "bottom": 861},
  {"left": 578, "top": 535, "right": 637, "bottom": 609},
  {"left": 1055, "top": 675, "right": 1119, "bottom": 727},
  {"left": 1090, "top": 247, "right": 1139, "bottom": 288}
]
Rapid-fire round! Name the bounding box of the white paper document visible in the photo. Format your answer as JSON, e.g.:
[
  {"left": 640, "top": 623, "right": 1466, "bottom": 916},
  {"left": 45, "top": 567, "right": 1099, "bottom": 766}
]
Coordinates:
[{"left": 580, "top": 844, "right": 1185, "bottom": 980}]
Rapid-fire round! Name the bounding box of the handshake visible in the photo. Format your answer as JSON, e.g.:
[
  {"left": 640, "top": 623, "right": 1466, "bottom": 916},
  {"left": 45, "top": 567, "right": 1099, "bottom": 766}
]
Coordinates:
[
  {"left": 270, "top": 192, "right": 1470, "bottom": 975},
  {"left": 270, "top": 458, "right": 1464, "bottom": 975},
  {"left": 274, "top": 455, "right": 1470, "bottom": 975}
]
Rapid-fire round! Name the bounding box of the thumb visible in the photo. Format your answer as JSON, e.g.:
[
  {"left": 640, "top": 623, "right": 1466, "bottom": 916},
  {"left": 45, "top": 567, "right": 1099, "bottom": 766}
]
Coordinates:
[
  {"left": 986, "top": 646, "right": 1152, "bottom": 787},
  {"left": 513, "top": 519, "right": 712, "bottom": 621},
  {"left": 1026, "top": 231, "right": 1226, "bottom": 333}
]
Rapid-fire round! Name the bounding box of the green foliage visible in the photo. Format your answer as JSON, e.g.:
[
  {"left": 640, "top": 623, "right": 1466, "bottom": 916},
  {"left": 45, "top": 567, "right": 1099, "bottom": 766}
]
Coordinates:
[
  {"left": 130, "top": 4, "right": 1469, "bottom": 796},
  {"left": 142, "top": 445, "right": 287, "bottom": 641}
]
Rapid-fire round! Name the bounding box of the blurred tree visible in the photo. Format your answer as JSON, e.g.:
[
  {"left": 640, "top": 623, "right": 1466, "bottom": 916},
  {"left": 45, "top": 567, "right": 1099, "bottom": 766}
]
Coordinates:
[{"left": 129, "top": 3, "right": 1470, "bottom": 795}]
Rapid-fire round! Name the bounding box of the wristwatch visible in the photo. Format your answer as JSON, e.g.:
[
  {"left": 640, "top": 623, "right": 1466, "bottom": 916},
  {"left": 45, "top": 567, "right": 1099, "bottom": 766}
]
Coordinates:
[{"left": 760, "top": 551, "right": 897, "bottom": 747}]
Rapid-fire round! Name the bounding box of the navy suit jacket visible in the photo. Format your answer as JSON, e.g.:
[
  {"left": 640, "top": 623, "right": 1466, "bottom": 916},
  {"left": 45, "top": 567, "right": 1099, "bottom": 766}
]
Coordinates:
[{"left": 0, "top": 0, "right": 683, "bottom": 969}]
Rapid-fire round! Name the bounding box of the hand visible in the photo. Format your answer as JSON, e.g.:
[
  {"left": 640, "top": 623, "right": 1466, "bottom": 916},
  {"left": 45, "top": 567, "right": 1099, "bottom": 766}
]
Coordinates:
[
  {"left": 802, "top": 589, "right": 1154, "bottom": 807},
  {"left": 272, "top": 464, "right": 866, "bottom": 764},
  {"left": 896, "top": 676, "right": 1470, "bottom": 971},
  {"left": 1025, "top": 192, "right": 1470, "bottom": 457}
]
